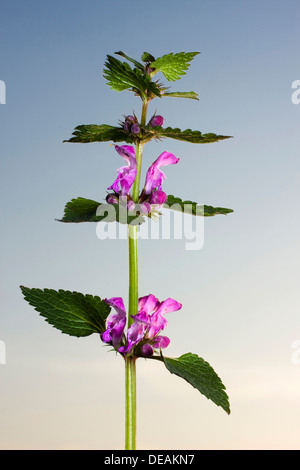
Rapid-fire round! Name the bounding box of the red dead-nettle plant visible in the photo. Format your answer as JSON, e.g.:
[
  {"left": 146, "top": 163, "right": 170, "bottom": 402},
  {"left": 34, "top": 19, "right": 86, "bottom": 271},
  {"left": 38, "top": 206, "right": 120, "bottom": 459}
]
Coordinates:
[{"left": 20, "top": 50, "right": 234, "bottom": 449}]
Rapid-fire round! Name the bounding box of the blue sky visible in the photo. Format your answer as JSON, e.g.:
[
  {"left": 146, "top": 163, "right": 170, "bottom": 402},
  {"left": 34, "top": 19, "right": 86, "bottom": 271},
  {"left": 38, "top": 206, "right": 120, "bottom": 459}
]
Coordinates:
[{"left": 1, "top": 0, "right": 300, "bottom": 450}]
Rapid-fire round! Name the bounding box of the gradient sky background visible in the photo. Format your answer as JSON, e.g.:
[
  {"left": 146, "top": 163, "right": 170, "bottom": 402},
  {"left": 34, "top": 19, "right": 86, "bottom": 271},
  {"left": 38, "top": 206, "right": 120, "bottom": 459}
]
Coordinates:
[{"left": 1, "top": 0, "right": 300, "bottom": 450}]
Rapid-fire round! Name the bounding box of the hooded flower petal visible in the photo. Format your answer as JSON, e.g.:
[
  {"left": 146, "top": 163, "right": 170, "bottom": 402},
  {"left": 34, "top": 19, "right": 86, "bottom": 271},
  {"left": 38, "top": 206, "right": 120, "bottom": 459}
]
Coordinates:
[
  {"left": 144, "top": 151, "right": 179, "bottom": 195},
  {"left": 138, "top": 294, "right": 160, "bottom": 316},
  {"left": 102, "top": 297, "right": 127, "bottom": 349},
  {"left": 154, "top": 297, "right": 183, "bottom": 316},
  {"left": 107, "top": 145, "right": 137, "bottom": 196},
  {"left": 147, "top": 297, "right": 182, "bottom": 338}
]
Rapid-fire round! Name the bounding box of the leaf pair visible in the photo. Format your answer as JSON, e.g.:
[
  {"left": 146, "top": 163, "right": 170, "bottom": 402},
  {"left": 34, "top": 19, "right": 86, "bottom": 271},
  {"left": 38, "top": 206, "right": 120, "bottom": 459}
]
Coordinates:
[
  {"left": 64, "top": 124, "right": 232, "bottom": 145},
  {"left": 56, "top": 196, "right": 233, "bottom": 225},
  {"left": 20, "top": 286, "right": 230, "bottom": 414}
]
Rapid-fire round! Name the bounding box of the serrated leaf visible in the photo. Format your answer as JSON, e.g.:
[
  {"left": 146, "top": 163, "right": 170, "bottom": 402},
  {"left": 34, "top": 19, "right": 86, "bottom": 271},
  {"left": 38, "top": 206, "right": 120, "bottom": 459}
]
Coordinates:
[
  {"left": 20, "top": 286, "right": 111, "bottom": 337},
  {"left": 163, "top": 91, "right": 199, "bottom": 100},
  {"left": 57, "top": 197, "right": 145, "bottom": 226},
  {"left": 163, "top": 353, "right": 230, "bottom": 414},
  {"left": 151, "top": 52, "right": 200, "bottom": 81},
  {"left": 115, "top": 51, "right": 144, "bottom": 70},
  {"left": 103, "top": 55, "right": 161, "bottom": 99},
  {"left": 165, "top": 195, "right": 234, "bottom": 217},
  {"left": 145, "top": 126, "right": 233, "bottom": 144},
  {"left": 63, "top": 124, "right": 134, "bottom": 144}
]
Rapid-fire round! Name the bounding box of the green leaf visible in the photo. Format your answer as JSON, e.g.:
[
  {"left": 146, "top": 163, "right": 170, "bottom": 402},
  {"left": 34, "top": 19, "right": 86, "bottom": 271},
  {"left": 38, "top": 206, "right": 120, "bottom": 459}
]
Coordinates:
[
  {"left": 20, "top": 286, "right": 111, "bottom": 338},
  {"left": 163, "top": 353, "right": 230, "bottom": 414},
  {"left": 141, "top": 52, "right": 155, "bottom": 63},
  {"left": 150, "top": 52, "right": 200, "bottom": 81},
  {"left": 57, "top": 197, "right": 145, "bottom": 226},
  {"left": 165, "top": 195, "right": 234, "bottom": 217},
  {"left": 115, "top": 51, "right": 144, "bottom": 70},
  {"left": 145, "top": 126, "right": 233, "bottom": 144},
  {"left": 63, "top": 124, "right": 133, "bottom": 144},
  {"left": 163, "top": 91, "right": 199, "bottom": 100},
  {"left": 103, "top": 55, "right": 161, "bottom": 99}
]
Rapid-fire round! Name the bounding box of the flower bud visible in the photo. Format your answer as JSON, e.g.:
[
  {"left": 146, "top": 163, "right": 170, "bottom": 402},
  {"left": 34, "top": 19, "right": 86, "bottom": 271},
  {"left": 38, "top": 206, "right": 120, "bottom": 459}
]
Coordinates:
[
  {"left": 149, "top": 115, "right": 164, "bottom": 127},
  {"left": 123, "top": 121, "right": 131, "bottom": 132},
  {"left": 106, "top": 194, "right": 119, "bottom": 205},
  {"left": 140, "top": 343, "right": 154, "bottom": 357},
  {"left": 131, "top": 123, "right": 140, "bottom": 134},
  {"left": 123, "top": 116, "right": 136, "bottom": 132},
  {"left": 149, "top": 190, "right": 167, "bottom": 205}
]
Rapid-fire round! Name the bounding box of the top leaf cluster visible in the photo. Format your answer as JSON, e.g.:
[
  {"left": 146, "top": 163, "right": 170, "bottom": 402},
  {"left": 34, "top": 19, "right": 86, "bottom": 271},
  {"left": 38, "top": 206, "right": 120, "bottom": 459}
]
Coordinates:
[{"left": 103, "top": 50, "right": 200, "bottom": 101}]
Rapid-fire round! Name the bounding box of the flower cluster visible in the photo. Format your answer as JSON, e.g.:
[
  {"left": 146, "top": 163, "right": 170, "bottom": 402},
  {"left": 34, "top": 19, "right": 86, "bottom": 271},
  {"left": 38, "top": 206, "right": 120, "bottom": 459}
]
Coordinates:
[
  {"left": 101, "top": 295, "right": 182, "bottom": 357},
  {"left": 122, "top": 115, "right": 141, "bottom": 134},
  {"left": 106, "top": 139, "right": 179, "bottom": 216},
  {"left": 121, "top": 113, "right": 164, "bottom": 136}
]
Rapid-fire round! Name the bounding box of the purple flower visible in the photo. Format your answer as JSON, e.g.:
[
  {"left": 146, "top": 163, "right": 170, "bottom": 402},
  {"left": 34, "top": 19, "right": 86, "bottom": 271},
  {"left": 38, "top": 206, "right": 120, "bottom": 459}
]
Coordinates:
[
  {"left": 104, "top": 294, "right": 182, "bottom": 357},
  {"left": 101, "top": 297, "right": 127, "bottom": 349},
  {"left": 106, "top": 146, "right": 179, "bottom": 215},
  {"left": 101, "top": 294, "right": 182, "bottom": 357},
  {"left": 144, "top": 152, "right": 180, "bottom": 194},
  {"left": 107, "top": 145, "right": 137, "bottom": 197},
  {"left": 148, "top": 115, "right": 164, "bottom": 127}
]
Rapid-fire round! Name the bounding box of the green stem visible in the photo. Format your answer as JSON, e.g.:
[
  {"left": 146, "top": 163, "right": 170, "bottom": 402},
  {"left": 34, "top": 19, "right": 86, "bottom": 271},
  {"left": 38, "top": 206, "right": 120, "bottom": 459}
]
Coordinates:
[
  {"left": 128, "top": 224, "right": 139, "bottom": 328},
  {"left": 125, "top": 224, "right": 138, "bottom": 450},
  {"left": 125, "top": 98, "right": 149, "bottom": 450},
  {"left": 125, "top": 355, "right": 137, "bottom": 450},
  {"left": 132, "top": 99, "right": 148, "bottom": 203}
]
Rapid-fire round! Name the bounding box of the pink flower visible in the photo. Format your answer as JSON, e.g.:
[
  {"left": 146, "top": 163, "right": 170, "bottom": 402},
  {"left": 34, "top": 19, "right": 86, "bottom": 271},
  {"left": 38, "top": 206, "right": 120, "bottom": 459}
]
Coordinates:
[
  {"left": 107, "top": 145, "right": 137, "bottom": 197},
  {"left": 144, "top": 151, "right": 180, "bottom": 195},
  {"left": 101, "top": 297, "right": 127, "bottom": 350},
  {"left": 102, "top": 294, "right": 182, "bottom": 357},
  {"left": 106, "top": 145, "right": 179, "bottom": 214}
]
